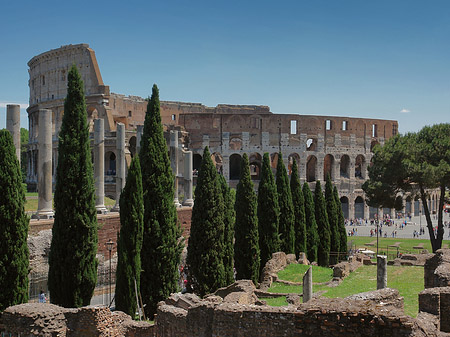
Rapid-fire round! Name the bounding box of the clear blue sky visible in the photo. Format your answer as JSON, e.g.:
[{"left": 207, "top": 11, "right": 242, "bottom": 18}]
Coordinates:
[{"left": 1, "top": 0, "right": 449, "bottom": 134}]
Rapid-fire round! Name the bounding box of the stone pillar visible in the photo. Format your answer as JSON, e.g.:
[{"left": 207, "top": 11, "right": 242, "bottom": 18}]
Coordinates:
[
  {"left": 111, "top": 123, "right": 125, "bottom": 212},
  {"left": 377, "top": 255, "right": 387, "bottom": 289},
  {"left": 94, "top": 119, "right": 107, "bottom": 214},
  {"left": 170, "top": 130, "right": 181, "bottom": 207},
  {"left": 183, "top": 150, "right": 194, "bottom": 207},
  {"left": 302, "top": 266, "right": 313, "bottom": 302},
  {"left": 34, "top": 109, "right": 53, "bottom": 219},
  {"left": 136, "top": 124, "right": 144, "bottom": 155},
  {"left": 6, "top": 104, "right": 21, "bottom": 163}
]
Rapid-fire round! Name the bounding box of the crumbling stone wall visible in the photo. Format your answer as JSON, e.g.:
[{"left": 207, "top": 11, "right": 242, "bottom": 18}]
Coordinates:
[{"left": 424, "top": 248, "right": 450, "bottom": 288}]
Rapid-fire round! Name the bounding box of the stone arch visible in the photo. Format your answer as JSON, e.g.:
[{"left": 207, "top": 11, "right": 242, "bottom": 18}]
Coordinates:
[
  {"left": 405, "top": 196, "right": 412, "bottom": 216},
  {"left": 340, "top": 196, "right": 349, "bottom": 219},
  {"left": 229, "top": 137, "right": 242, "bottom": 151},
  {"left": 323, "top": 154, "right": 334, "bottom": 181},
  {"left": 340, "top": 155, "right": 350, "bottom": 178},
  {"left": 249, "top": 152, "right": 262, "bottom": 180},
  {"left": 229, "top": 153, "right": 242, "bottom": 180},
  {"left": 193, "top": 153, "right": 202, "bottom": 175},
  {"left": 354, "top": 196, "right": 365, "bottom": 219},
  {"left": 306, "top": 155, "right": 317, "bottom": 182},
  {"left": 211, "top": 152, "right": 223, "bottom": 174},
  {"left": 129, "top": 136, "right": 137, "bottom": 158},
  {"left": 288, "top": 153, "right": 300, "bottom": 176},
  {"left": 355, "top": 154, "right": 366, "bottom": 179},
  {"left": 105, "top": 151, "right": 116, "bottom": 176}
]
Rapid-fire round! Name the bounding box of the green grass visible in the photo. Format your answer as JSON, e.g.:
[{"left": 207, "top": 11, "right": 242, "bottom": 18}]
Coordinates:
[{"left": 262, "top": 297, "right": 288, "bottom": 306}]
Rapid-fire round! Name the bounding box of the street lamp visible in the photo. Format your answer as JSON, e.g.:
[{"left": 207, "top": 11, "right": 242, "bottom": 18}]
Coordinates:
[{"left": 105, "top": 239, "right": 114, "bottom": 307}]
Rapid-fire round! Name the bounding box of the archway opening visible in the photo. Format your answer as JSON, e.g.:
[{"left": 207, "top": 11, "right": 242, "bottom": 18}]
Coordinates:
[
  {"left": 229, "top": 154, "right": 242, "bottom": 180},
  {"left": 340, "top": 196, "right": 349, "bottom": 220},
  {"left": 323, "top": 154, "right": 334, "bottom": 181},
  {"left": 340, "top": 155, "right": 350, "bottom": 178},
  {"left": 306, "top": 155, "right": 317, "bottom": 182},
  {"left": 354, "top": 196, "right": 364, "bottom": 219}
]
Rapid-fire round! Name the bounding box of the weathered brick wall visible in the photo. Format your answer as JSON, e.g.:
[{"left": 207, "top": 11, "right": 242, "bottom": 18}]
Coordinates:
[{"left": 424, "top": 249, "right": 450, "bottom": 288}]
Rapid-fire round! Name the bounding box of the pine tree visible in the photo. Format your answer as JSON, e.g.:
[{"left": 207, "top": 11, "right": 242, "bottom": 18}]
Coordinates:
[
  {"left": 234, "top": 153, "right": 260, "bottom": 284},
  {"left": 140, "top": 85, "right": 182, "bottom": 317},
  {"left": 48, "top": 65, "right": 98, "bottom": 307},
  {"left": 115, "top": 156, "right": 144, "bottom": 316},
  {"left": 314, "top": 181, "right": 331, "bottom": 267},
  {"left": 325, "top": 175, "right": 340, "bottom": 265},
  {"left": 0, "top": 130, "right": 29, "bottom": 311},
  {"left": 334, "top": 186, "right": 348, "bottom": 259},
  {"left": 276, "top": 153, "right": 295, "bottom": 254},
  {"left": 303, "top": 182, "right": 318, "bottom": 262},
  {"left": 290, "top": 158, "right": 306, "bottom": 259},
  {"left": 257, "top": 153, "right": 280, "bottom": 274},
  {"left": 187, "top": 147, "right": 226, "bottom": 296},
  {"left": 219, "top": 174, "right": 235, "bottom": 285}
]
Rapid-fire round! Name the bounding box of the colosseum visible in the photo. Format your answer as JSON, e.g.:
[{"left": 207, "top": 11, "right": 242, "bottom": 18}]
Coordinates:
[{"left": 26, "top": 43, "right": 439, "bottom": 220}]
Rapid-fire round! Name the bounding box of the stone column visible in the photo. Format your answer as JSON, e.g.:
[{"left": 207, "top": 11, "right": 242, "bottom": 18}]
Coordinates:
[
  {"left": 6, "top": 104, "right": 21, "bottom": 163},
  {"left": 111, "top": 123, "right": 125, "bottom": 212},
  {"left": 303, "top": 266, "right": 313, "bottom": 303},
  {"left": 94, "top": 119, "right": 107, "bottom": 214},
  {"left": 170, "top": 130, "right": 181, "bottom": 207},
  {"left": 34, "top": 109, "right": 53, "bottom": 219},
  {"left": 183, "top": 150, "right": 194, "bottom": 207},
  {"left": 136, "top": 124, "right": 144, "bottom": 155},
  {"left": 377, "top": 255, "right": 387, "bottom": 289}
]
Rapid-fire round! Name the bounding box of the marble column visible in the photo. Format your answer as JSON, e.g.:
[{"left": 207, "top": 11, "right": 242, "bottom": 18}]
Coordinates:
[
  {"left": 303, "top": 266, "right": 313, "bottom": 302},
  {"left": 94, "top": 119, "right": 107, "bottom": 214},
  {"left": 111, "top": 123, "right": 125, "bottom": 212},
  {"left": 377, "top": 255, "right": 387, "bottom": 289},
  {"left": 170, "top": 130, "right": 181, "bottom": 207},
  {"left": 183, "top": 150, "right": 194, "bottom": 207},
  {"left": 136, "top": 124, "right": 144, "bottom": 155},
  {"left": 6, "top": 104, "right": 21, "bottom": 164},
  {"left": 35, "top": 109, "right": 53, "bottom": 219}
]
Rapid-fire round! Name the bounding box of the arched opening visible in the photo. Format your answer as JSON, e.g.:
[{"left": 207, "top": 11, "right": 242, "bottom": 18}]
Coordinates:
[
  {"left": 105, "top": 151, "right": 116, "bottom": 176},
  {"left": 323, "top": 154, "right": 334, "bottom": 181},
  {"left": 306, "top": 155, "right": 317, "bottom": 182},
  {"left": 355, "top": 155, "right": 366, "bottom": 179},
  {"left": 354, "top": 196, "right": 365, "bottom": 219},
  {"left": 340, "top": 196, "right": 349, "bottom": 219},
  {"left": 129, "top": 136, "right": 137, "bottom": 158},
  {"left": 369, "top": 206, "right": 378, "bottom": 219},
  {"left": 405, "top": 196, "right": 412, "bottom": 216},
  {"left": 229, "top": 154, "right": 242, "bottom": 180},
  {"left": 414, "top": 196, "right": 420, "bottom": 216},
  {"left": 288, "top": 153, "right": 300, "bottom": 176},
  {"left": 211, "top": 152, "right": 223, "bottom": 175},
  {"left": 193, "top": 154, "right": 202, "bottom": 176},
  {"left": 249, "top": 153, "right": 262, "bottom": 180},
  {"left": 340, "top": 155, "right": 350, "bottom": 178}
]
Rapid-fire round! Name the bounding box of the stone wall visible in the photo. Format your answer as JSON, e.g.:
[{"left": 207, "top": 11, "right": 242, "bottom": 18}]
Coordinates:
[{"left": 424, "top": 248, "right": 450, "bottom": 288}]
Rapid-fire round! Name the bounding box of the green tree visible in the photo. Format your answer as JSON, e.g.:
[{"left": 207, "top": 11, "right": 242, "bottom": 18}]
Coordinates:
[
  {"left": 0, "top": 130, "right": 29, "bottom": 311},
  {"left": 115, "top": 156, "right": 144, "bottom": 316},
  {"left": 303, "top": 182, "right": 318, "bottom": 262},
  {"left": 20, "top": 128, "right": 28, "bottom": 183},
  {"left": 187, "top": 147, "right": 226, "bottom": 296},
  {"left": 325, "top": 175, "right": 339, "bottom": 264},
  {"left": 219, "top": 174, "right": 235, "bottom": 285},
  {"left": 48, "top": 65, "right": 98, "bottom": 307},
  {"left": 257, "top": 153, "right": 280, "bottom": 274},
  {"left": 276, "top": 153, "right": 295, "bottom": 254},
  {"left": 140, "top": 85, "right": 182, "bottom": 317},
  {"left": 234, "top": 153, "right": 260, "bottom": 284},
  {"left": 314, "top": 181, "right": 331, "bottom": 267},
  {"left": 334, "top": 186, "right": 347, "bottom": 258},
  {"left": 290, "top": 158, "right": 306, "bottom": 259}
]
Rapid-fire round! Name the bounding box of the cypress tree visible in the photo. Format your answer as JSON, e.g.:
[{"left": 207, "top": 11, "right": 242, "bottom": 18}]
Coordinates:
[
  {"left": 334, "top": 186, "right": 348, "bottom": 259},
  {"left": 257, "top": 153, "right": 280, "bottom": 274},
  {"left": 314, "top": 181, "right": 331, "bottom": 267},
  {"left": 140, "top": 85, "right": 182, "bottom": 317},
  {"left": 290, "top": 158, "right": 306, "bottom": 259},
  {"left": 48, "top": 64, "right": 98, "bottom": 307},
  {"left": 0, "top": 130, "right": 29, "bottom": 311},
  {"left": 303, "top": 182, "right": 318, "bottom": 262},
  {"left": 219, "top": 174, "right": 235, "bottom": 285},
  {"left": 276, "top": 153, "right": 295, "bottom": 254},
  {"left": 234, "top": 153, "right": 260, "bottom": 284},
  {"left": 187, "top": 147, "right": 226, "bottom": 296},
  {"left": 115, "top": 156, "right": 144, "bottom": 316},
  {"left": 325, "top": 175, "right": 340, "bottom": 265}
]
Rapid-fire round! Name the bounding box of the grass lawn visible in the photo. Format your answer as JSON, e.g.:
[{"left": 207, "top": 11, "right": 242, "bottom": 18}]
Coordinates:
[{"left": 264, "top": 263, "right": 423, "bottom": 317}]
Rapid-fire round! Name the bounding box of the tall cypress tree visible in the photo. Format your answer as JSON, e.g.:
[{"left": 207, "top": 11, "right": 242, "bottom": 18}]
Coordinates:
[
  {"left": 325, "top": 175, "right": 340, "bottom": 265},
  {"left": 314, "top": 181, "right": 331, "bottom": 267},
  {"left": 276, "top": 153, "right": 295, "bottom": 254},
  {"left": 290, "top": 158, "right": 306, "bottom": 259},
  {"left": 234, "top": 153, "right": 260, "bottom": 284},
  {"left": 303, "top": 182, "right": 318, "bottom": 262},
  {"left": 48, "top": 65, "right": 98, "bottom": 307},
  {"left": 257, "top": 153, "right": 280, "bottom": 274},
  {"left": 219, "top": 174, "right": 235, "bottom": 286},
  {"left": 0, "top": 130, "right": 29, "bottom": 311},
  {"left": 334, "top": 186, "right": 348, "bottom": 259},
  {"left": 115, "top": 156, "right": 144, "bottom": 316},
  {"left": 140, "top": 85, "right": 182, "bottom": 317},
  {"left": 187, "top": 147, "right": 226, "bottom": 296}
]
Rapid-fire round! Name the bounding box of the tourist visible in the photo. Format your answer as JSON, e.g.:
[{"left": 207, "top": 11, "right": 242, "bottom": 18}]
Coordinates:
[{"left": 39, "top": 290, "right": 47, "bottom": 303}]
